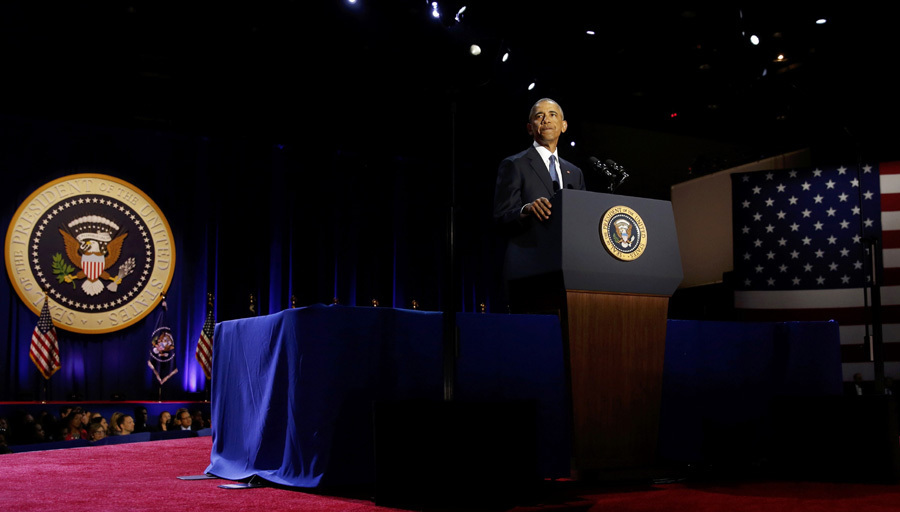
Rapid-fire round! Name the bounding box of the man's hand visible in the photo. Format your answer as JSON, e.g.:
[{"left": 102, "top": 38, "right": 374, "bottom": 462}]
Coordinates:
[{"left": 522, "top": 197, "right": 552, "bottom": 221}]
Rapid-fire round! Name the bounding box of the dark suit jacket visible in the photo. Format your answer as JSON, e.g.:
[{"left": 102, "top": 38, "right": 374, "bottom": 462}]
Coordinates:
[
  {"left": 491, "top": 147, "right": 585, "bottom": 306},
  {"left": 493, "top": 146, "right": 585, "bottom": 235}
]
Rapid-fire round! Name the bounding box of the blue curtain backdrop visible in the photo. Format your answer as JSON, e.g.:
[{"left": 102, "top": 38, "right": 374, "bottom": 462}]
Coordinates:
[{"left": 0, "top": 114, "right": 504, "bottom": 401}]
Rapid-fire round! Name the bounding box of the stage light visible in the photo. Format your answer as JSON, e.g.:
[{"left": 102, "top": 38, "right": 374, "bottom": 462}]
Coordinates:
[
  {"left": 750, "top": 34, "right": 760, "bottom": 45},
  {"left": 455, "top": 5, "right": 466, "bottom": 22},
  {"left": 502, "top": 52, "right": 509, "bottom": 62},
  {"left": 775, "top": 53, "right": 786, "bottom": 62},
  {"left": 816, "top": 18, "right": 827, "bottom": 25},
  {"left": 586, "top": 30, "right": 595, "bottom": 35},
  {"left": 527, "top": 82, "right": 535, "bottom": 90},
  {"left": 469, "top": 44, "right": 481, "bottom": 56},
  {"left": 570, "top": 141, "right": 576, "bottom": 147},
  {"left": 431, "top": 2, "right": 440, "bottom": 18}
]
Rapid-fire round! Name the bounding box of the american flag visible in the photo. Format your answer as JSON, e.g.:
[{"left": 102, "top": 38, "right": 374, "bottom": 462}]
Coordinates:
[
  {"left": 30, "top": 298, "right": 61, "bottom": 380},
  {"left": 731, "top": 162, "right": 900, "bottom": 368},
  {"left": 195, "top": 307, "right": 214, "bottom": 380}
]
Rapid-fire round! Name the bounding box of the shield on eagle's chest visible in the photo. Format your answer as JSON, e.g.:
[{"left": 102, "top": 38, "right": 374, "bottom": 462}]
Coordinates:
[{"left": 81, "top": 253, "right": 105, "bottom": 281}]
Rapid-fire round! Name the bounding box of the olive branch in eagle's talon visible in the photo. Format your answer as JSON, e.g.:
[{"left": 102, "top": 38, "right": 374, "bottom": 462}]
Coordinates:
[{"left": 51, "top": 253, "right": 77, "bottom": 289}]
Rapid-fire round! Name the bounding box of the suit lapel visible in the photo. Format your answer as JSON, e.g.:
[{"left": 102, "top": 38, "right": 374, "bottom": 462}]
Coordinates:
[
  {"left": 558, "top": 157, "right": 573, "bottom": 190},
  {"left": 527, "top": 147, "right": 555, "bottom": 195}
]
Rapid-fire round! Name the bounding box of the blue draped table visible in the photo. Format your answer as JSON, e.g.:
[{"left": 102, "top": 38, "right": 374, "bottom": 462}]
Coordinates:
[{"left": 206, "top": 305, "right": 842, "bottom": 487}]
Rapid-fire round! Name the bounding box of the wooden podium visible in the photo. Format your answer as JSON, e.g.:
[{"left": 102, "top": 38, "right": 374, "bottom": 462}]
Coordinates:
[{"left": 506, "top": 189, "right": 683, "bottom": 473}]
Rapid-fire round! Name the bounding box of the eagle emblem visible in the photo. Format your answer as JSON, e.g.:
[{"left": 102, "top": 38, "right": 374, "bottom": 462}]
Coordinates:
[
  {"left": 57, "top": 216, "right": 134, "bottom": 296},
  {"left": 613, "top": 219, "right": 635, "bottom": 248},
  {"left": 599, "top": 206, "right": 647, "bottom": 261}
]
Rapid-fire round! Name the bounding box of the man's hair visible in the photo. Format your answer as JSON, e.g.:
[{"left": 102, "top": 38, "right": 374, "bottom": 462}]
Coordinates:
[
  {"left": 529, "top": 98, "right": 564, "bottom": 121},
  {"left": 116, "top": 414, "right": 132, "bottom": 428}
]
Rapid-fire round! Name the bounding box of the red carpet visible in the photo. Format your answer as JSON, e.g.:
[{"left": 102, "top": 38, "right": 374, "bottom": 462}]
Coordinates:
[
  {"left": 3, "top": 437, "right": 900, "bottom": 511},
  {"left": 0, "top": 437, "right": 400, "bottom": 512}
]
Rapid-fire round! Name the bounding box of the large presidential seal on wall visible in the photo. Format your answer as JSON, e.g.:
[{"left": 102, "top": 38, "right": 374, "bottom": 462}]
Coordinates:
[
  {"left": 600, "top": 206, "right": 647, "bottom": 261},
  {"left": 5, "top": 174, "right": 175, "bottom": 334}
]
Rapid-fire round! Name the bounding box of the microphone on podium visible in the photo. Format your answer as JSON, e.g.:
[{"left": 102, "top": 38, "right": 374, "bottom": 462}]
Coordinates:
[{"left": 589, "top": 156, "right": 629, "bottom": 193}]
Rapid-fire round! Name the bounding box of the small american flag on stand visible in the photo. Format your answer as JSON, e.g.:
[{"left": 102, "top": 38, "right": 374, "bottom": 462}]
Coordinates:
[
  {"left": 30, "top": 297, "right": 61, "bottom": 380},
  {"left": 195, "top": 302, "right": 215, "bottom": 380}
]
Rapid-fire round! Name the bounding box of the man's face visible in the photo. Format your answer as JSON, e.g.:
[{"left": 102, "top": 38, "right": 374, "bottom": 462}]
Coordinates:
[
  {"left": 527, "top": 101, "right": 567, "bottom": 147},
  {"left": 122, "top": 416, "right": 135, "bottom": 434},
  {"left": 179, "top": 413, "right": 192, "bottom": 427},
  {"left": 138, "top": 409, "right": 148, "bottom": 423}
]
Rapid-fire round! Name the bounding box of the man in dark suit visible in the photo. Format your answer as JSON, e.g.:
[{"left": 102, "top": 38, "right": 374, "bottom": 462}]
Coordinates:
[
  {"left": 493, "top": 97, "right": 585, "bottom": 234},
  {"left": 492, "top": 99, "right": 586, "bottom": 309}
]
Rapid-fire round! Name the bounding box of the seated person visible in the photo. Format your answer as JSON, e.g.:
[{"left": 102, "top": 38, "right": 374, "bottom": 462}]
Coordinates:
[
  {"left": 63, "top": 408, "right": 87, "bottom": 441},
  {"left": 174, "top": 408, "right": 192, "bottom": 431},
  {"left": 108, "top": 412, "right": 124, "bottom": 436},
  {"left": 114, "top": 414, "right": 135, "bottom": 435},
  {"left": 88, "top": 422, "right": 106, "bottom": 442},
  {"left": 152, "top": 411, "right": 172, "bottom": 432}
]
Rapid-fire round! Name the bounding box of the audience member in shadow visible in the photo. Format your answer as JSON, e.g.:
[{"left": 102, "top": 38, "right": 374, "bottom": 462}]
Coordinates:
[
  {"left": 191, "top": 409, "right": 207, "bottom": 430},
  {"left": 845, "top": 373, "right": 871, "bottom": 396},
  {"left": 133, "top": 406, "right": 150, "bottom": 433},
  {"left": 0, "top": 432, "right": 11, "bottom": 454},
  {"left": 151, "top": 411, "right": 172, "bottom": 432},
  {"left": 89, "top": 413, "right": 108, "bottom": 434},
  {"left": 63, "top": 408, "right": 88, "bottom": 441}
]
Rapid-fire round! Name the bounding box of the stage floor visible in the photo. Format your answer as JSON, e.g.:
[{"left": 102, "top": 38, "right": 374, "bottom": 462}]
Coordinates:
[{"left": 2, "top": 436, "right": 900, "bottom": 512}]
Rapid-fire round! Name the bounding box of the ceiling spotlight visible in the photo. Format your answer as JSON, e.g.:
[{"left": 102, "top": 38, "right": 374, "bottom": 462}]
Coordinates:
[
  {"left": 750, "top": 34, "right": 760, "bottom": 45},
  {"left": 586, "top": 30, "right": 595, "bottom": 35},
  {"left": 502, "top": 52, "right": 509, "bottom": 62},
  {"left": 431, "top": 2, "right": 440, "bottom": 18},
  {"left": 527, "top": 82, "right": 535, "bottom": 91},
  {"left": 570, "top": 141, "right": 576, "bottom": 147},
  {"left": 469, "top": 44, "right": 481, "bottom": 56},
  {"left": 775, "top": 54, "right": 786, "bottom": 62},
  {"left": 455, "top": 6, "right": 466, "bottom": 22},
  {"left": 816, "top": 18, "right": 827, "bottom": 25}
]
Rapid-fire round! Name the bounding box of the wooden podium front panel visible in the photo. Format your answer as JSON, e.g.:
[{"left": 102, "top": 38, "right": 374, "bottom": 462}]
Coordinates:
[{"left": 565, "top": 291, "right": 669, "bottom": 471}]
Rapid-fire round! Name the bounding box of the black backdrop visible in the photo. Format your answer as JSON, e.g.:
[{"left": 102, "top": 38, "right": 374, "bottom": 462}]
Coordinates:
[{"left": 0, "top": 110, "right": 511, "bottom": 401}]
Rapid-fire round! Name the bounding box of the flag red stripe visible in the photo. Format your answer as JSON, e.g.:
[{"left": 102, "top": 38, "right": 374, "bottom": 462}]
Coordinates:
[
  {"left": 881, "top": 161, "right": 900, "bottom": 175},
  {"left": 884, "top": 230, "right": 900, "bottom": 249},
  {"left": 885, "top": 268, "right": 900, "bottom": 286},
  {"left": 30, "top": 343, "right": 51, "bottom": 368},
  {"left": 31, "top": 333, "right": 54, "bottom": 360},
  {"left": 882, "top": 193, "right": 900, "bottom": 211}
]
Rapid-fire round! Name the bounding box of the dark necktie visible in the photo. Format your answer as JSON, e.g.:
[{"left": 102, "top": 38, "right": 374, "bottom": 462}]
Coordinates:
[{"left": 549, "top": 155, "right": 560, "bottom": 192}]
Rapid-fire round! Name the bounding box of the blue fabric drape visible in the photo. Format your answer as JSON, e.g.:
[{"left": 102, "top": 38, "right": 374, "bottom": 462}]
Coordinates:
[
  {"left": 0, "top": 114, "right": 498, "bottom": 401},
  {"left": 205, "top": 304, "right": 444, "bottom": 487}
]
